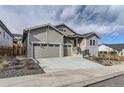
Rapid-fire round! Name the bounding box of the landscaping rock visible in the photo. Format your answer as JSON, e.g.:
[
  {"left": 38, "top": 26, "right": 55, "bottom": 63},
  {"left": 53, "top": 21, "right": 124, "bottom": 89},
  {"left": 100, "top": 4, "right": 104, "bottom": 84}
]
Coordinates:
[{"left": 0, "top": 56, "right": 44, "bottom": 79}]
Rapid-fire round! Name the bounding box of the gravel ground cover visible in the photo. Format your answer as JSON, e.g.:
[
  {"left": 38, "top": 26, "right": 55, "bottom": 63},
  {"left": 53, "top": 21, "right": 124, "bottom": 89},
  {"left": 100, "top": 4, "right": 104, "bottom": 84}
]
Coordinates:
[{"left": 0, "top": 56, "right": 44, "bottom": 79}]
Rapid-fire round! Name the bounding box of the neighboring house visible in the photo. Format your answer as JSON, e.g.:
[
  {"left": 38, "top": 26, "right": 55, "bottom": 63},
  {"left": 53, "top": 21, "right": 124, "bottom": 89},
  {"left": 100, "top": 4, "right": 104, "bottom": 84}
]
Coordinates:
[
  {"left": 13, "top": 34, "right": 23, "bottom": 46},
  {"left": 98, "top": 44, "right": 124, "bottom": 55},
  {"left": 0, "top": 20, "right": 14, "bottom": 48},
  {"left": 22, "top": 23, "right": 100, "bottom": 59}
]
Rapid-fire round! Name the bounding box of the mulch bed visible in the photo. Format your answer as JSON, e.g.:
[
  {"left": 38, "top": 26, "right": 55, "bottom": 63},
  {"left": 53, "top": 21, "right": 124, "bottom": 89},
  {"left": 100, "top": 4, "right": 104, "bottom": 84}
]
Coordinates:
[{"left": 0, "top": 56, "right": 44, "bottom": 79}]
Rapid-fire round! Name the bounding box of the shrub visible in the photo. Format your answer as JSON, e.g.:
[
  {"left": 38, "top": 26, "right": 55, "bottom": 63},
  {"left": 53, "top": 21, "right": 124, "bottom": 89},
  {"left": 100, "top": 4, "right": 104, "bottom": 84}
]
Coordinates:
[
  {"left": 1, "top": 61, "right": 9, "bottom": 68},
  {"left": 0, "top": 60, "right": 3, "bottom": 64},
  {"left": 0, "top": 65, "right": 3, "bottom": 70},
  {"left": 110, "top": 51, "right": 117, "bottom": 55}
]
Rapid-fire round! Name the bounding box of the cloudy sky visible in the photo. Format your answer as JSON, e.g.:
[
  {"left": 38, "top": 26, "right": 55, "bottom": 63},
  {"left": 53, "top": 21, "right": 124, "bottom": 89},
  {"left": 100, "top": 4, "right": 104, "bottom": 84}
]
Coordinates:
[{"left": 0, "top": 5, "right": 124, "bottom": 44}]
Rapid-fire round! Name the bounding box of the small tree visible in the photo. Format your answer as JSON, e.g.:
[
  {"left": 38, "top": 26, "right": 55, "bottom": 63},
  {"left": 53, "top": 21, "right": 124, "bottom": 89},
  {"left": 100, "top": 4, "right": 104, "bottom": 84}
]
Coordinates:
[
  {"left": 110, "top": 50, "right": 117, "bottom": 60},
  {"left": 110, "top": 50, "right": 117, "bottom": 55}
]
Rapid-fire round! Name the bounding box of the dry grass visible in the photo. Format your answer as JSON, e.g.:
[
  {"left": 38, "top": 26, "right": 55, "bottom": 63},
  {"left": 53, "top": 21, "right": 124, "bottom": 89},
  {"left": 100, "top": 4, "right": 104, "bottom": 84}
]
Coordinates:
[
  {"left": 99, "top": 54, "right": 124, "bottom": 61},
  {"left": 0, "top": 60, "right": 3, "bottom": 64},
  {"left": 0, "top": 61, "right": 9, "bottom": 71},
  {"left": 0, "top": 61, "right": 9, "bottom": 68}
]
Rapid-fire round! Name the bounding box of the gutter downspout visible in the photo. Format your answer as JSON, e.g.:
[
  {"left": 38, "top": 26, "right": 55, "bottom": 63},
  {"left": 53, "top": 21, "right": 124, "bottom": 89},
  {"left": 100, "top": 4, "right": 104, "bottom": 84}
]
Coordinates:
[{"left": 27, "top": 29, "right": 30, "bottom": 57}]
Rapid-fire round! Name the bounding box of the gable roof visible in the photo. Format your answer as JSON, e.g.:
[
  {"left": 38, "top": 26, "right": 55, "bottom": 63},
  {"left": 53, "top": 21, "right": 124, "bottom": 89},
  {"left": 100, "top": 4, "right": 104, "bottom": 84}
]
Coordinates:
[
  {"left": 22, "top": 24, "right": 64, "bottom": 42},
  {"left": 13, "top": 34, "right": 23, "bottom": 38},
  {"left": 55, "top": 24, "right": 99, "bottom": 38},
  {"left": 101, "top": 43, "right": 124, "bottom": 52},
  {"left": 55, "top": 24, "right": 77, "bottom": 35},
  {"left": 24, "top": 23, "right": 64, "bottom": 36},
  {"left": 67, "top": 32, "right": 100, "bottom": 39},
  {"left": 22, "top": 23, "right": 100, "bottom": 42},
  {"left": 0, "top": 20, "right": 14, "bottom": 38}
]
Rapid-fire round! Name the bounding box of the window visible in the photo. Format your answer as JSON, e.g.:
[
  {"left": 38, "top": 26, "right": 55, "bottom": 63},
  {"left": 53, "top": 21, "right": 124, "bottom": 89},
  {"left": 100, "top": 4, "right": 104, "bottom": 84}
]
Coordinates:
[
  {"left": 3, "top": 32, "right": 5, "bottom": 38},
  {"left": 64, "top": 30, "right": 66, "bottom": 32},
  {"left": 93, "top": 40, "right": 95, "bottom": 46},
  {"left": 41, "top": 44, "right": 47, "bottom": 46},
  {"left": 7, "top": 34, "right": 9, "bottom": 39},
  {"left": 49, "top": 44, "right": 54, "bottom": 47},
  {"left": 34, "top": 43, "right": 40, "bottom": 46},
  {"left": 90, "top": 40, "right": 92, "bottom": 46},
  {"left": 121, "top": 52, "right": 123, "bottom": 55},
  {"left": 0, "top": 31, "right": 1, "bottom": 35},
  {"left": 55, "top": 44, "right": 60, "bottom": 47},
  {"left": 68, "top": 45, "right": 71, "bottom": 47}
]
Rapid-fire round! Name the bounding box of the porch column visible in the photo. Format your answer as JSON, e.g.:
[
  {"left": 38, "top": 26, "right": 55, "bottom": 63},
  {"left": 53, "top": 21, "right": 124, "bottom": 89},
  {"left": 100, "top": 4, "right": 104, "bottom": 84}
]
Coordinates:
[
  {"left": 76, "top": 38, "right": 78, "bottom": 54},
  {"left": 76, "top": 38, "right": 78, "bottom": 47}
]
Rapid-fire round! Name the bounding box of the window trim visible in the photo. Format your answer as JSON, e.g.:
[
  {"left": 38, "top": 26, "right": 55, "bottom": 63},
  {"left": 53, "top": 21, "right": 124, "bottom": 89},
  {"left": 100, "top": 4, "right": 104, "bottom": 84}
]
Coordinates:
[
  {"left": 90, "top": 40, "right": 92, "bottom": 46},
  {"left": 3, "top": 31, "right": 5, "bottom": 38},
  {"left": 93, "top": 40, "right": 95, "bottom": 46}
]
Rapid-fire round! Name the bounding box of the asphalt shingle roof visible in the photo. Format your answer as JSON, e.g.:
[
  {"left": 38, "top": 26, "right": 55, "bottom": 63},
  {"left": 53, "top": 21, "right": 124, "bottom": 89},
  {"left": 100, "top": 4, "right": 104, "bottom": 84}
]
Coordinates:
[{"left": 105, "top": 44, "right": 124, "bottom": 52}]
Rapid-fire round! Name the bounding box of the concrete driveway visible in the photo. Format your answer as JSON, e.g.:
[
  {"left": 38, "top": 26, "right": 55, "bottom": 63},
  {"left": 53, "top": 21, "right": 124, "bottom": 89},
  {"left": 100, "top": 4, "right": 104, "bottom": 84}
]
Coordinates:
[{"left": 37, "top": 56, "right": 104, "bottom": 73}]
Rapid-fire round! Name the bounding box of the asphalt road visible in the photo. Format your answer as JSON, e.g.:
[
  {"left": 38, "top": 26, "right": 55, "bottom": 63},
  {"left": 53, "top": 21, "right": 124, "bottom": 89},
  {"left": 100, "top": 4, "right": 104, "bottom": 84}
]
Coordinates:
[{"left": 87, "top": 74, "right": 124, "bottom": 87}]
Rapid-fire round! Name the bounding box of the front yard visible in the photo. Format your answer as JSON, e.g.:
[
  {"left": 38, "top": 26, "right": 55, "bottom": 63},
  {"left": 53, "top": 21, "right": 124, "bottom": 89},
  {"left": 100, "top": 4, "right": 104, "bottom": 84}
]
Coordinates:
[
  {"left": 87, "top": 56, "right": 124, "bottom": 66},
  {"left": 0, "top": 56, "right": 44, "bottom": 79}
]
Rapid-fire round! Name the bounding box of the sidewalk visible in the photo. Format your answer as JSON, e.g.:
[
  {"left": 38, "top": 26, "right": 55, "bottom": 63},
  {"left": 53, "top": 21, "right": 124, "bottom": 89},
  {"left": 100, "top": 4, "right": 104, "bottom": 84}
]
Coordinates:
[{"left": 0, "top": 64, "right": 124, "bottom": 87}]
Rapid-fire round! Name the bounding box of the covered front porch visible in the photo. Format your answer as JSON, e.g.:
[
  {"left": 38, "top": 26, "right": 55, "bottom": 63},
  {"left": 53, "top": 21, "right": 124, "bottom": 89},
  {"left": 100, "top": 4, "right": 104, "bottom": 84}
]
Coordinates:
[{"left": 64, "top": 36, "right": 83, "bottom": 55}]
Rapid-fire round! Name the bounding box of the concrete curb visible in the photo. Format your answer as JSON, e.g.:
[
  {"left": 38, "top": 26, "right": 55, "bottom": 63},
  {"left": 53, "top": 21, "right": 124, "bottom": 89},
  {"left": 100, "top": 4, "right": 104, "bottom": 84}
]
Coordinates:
[{"left": 63, "top": 71, "right": 124, "bottom": 87}]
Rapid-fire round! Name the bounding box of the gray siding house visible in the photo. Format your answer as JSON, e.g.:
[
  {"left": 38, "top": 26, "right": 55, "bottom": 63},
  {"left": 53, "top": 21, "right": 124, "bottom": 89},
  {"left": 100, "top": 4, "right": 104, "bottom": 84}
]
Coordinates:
[
  {"left": 0, "top": 20, "right": 14, "bottom": 48},
  {"left": 22, "top": 23, "right": 100, "bottom": 59}
]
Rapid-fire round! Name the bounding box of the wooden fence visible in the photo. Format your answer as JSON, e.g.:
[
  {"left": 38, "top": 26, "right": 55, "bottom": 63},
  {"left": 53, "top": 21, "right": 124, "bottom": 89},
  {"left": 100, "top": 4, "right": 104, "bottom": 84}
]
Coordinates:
[{"left": 0, "top": 44, "right": 24, "bottom": 56}]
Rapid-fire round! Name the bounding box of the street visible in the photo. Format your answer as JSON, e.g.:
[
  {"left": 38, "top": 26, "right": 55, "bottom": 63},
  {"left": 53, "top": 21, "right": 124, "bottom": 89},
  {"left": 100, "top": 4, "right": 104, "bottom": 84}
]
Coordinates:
[{"left": 87, "top": 74, "right": 124, "bottom": 87}]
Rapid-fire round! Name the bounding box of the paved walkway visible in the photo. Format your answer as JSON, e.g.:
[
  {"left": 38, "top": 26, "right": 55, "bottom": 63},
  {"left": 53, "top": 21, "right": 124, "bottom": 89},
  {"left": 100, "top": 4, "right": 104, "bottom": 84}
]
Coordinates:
[
  {"left": 37, "top": 56, "right": 103, "bottom": 73},
  {"left": 1, "top": 64, "right": 124, "bottom": 86}
]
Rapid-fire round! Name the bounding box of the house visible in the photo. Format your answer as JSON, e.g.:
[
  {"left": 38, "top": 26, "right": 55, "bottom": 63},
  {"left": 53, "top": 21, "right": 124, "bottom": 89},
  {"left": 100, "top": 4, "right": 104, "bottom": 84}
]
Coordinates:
[
  {"left": 22, "top": 23, "right": 100, "bottom": 59},
  {"left": 13, "top": 34, "right": 23, "bottom": 56},
  {"left": 98, "top": 44, "right": 124, "bottom": 55},
  {"left": 13, "top": 34, "right": 23, "bottom": 46},
  {"left": 0, "top": 20, "right": 14, "bottom": 55},
  {"left": 0, "top": 20, "right": 14, "bottom": 48}
]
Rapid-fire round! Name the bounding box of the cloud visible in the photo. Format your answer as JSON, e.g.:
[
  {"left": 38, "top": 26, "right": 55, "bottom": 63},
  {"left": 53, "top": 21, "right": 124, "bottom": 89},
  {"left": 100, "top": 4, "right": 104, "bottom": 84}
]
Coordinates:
[
  {"left": 0, "top": 5, "right": 124, "bottom": 36},
  {"left": 0, "top": 5, "right": 61, "bottom": 34},
  {"left": 60, "top": 6, "right": 81, "bottom": 21}
]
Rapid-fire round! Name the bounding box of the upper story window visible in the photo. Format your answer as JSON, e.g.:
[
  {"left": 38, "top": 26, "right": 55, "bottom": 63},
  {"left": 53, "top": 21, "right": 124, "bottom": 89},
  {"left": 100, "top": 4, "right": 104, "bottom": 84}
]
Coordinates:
[
  {"left": 90, "top": 40, "right": 95, "bottom": 46},
  {"left": 0, "top": 27, "right": 2, "bottom": 31},
  {"left": 3, "top": 31, "right": 5, "bottom": 38},
  {"left": 64, "top": 30, "right": 66, "bottom": 32},
  {"left": 93, "top": 40, "right": 95, "bottom": 46},
  {"left": 90, "top": 40, "right": 92, "bottom": 46},
  {"left": 7, "top": 34, "right": 9, "bottom": 39}
]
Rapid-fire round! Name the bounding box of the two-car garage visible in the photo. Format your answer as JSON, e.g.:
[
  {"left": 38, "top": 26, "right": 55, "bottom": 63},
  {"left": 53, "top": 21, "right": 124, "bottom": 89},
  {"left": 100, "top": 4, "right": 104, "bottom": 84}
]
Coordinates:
[{"left": 33, "top": 42, "right": 72, "bottom": 59}]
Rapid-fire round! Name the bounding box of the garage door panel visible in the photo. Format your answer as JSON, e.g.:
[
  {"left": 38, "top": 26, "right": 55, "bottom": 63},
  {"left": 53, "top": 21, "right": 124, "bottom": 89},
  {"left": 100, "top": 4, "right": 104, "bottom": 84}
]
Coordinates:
[
  {"left": 34, "top": 43, "right": 72, "bottom": 59},
  {"left": 34, "top": 45, "right": 60, "bottom": 59},
  {"left": 48, "top": 47, "right": 60, "bottom": 57},
  {"left": 63, "top": 45, "right": 71, "bottom": 56}
]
